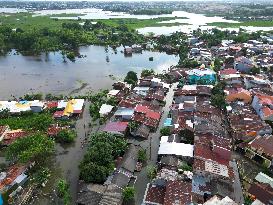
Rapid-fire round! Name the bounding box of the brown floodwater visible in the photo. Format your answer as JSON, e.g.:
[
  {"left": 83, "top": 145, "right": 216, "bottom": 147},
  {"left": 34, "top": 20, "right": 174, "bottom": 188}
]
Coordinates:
[{"left": 0, "top": 45, "right": 179, "bottom": 98}]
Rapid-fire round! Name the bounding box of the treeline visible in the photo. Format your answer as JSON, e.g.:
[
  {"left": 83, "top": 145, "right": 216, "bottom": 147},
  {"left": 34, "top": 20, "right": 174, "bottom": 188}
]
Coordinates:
[{"left": 0, "top": 20, "right": 145, "bottom": 58}]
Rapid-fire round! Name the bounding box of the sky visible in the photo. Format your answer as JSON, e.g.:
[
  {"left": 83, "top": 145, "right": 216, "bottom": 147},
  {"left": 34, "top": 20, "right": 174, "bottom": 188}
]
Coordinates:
[{"left": 16, "top": 0, "right": 261, "bottom": 1}]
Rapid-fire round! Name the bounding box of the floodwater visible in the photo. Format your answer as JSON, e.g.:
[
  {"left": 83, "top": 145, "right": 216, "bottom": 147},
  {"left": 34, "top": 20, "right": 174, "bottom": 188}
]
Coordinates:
[{"left": 0, "top": 46, "right": 178, "bottom": 98}]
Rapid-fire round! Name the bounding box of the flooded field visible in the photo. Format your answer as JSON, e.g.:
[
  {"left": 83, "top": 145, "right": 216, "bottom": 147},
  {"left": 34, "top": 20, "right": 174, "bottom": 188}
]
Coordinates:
[{"left": 0, "top": 46, "right": 178, "bottom": 98}]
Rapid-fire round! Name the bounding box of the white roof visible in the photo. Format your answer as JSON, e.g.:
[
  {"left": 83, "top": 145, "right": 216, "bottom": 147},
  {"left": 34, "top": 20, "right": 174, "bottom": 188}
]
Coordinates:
[
  {"left": 203, "top": 196, "right": 237, "bottom": 205},
  {"left": 14, "top": 173, "right": 27, "bottom": 184},
  {"left": 99, "top": 104, "right": 114, "bottom": 115},
  {"left": 158, "top": 142, "right": 194, "bottom": 157},
  {"left": 255, "top": 172, "right": 273, "bottom": 188},
  {"left": 57, "top": 99, "right": 84, "bottom": 111},
  {"left": 0, "top": 100, "right": 44, "bottom": 113},
  {"left": 133, "top": 87, "right": 150, "bottom": 91},
  {"left": 108, "top": 90, "right": 120, "bottom": 96},
  {"left": 160, "top": 136, "right": 169, "bottom": 143},
  {"left": 182, "top": 85, "right": 197, "bottom": 91},
  {"left": 205, "top": 161, "right": 229, "bottom": 177},
  {"left": 251, "top": 199, "right": 265, "bottom": 205},
  {"left": 186, "top": 68, "right": 216, "bottom": 76}
]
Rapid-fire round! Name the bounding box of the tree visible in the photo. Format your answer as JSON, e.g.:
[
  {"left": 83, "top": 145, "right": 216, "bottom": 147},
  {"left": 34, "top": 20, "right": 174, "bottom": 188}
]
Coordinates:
[
  {"left": 137, "top": 149, "right": 147, "bottom": 163},
  {"left": 124, "top": 71, "right": 138, "bottom": 85},
  {"left": 147, "top": 165, "right": 157, "bottom": 180},
  {"left": 179, "top": 129, "right": 194, "bottom": 144},
  {"left": 214, "top": 58, "right": 222, "bottom": 72},
  {"left": 160, "top": 127, "right": 171, "bottom": 136},
  {"left": 141, "top": 69, "right": 155, "bottom": 78},
  {"left": 79, "top": 161, "right": 113, "bottom": 184},
  {"left": 6, "top": 134, "right": 55, "bottom": 164},
  {"left": 128, "top": 121, "right": 139, "bottom": 132},
  {"left": 66, "top": 52, "right": 76, "bottom": 62},
  {"left": 122, "top": 187, "right": 135, "bottom": 202},
  {"left": 211, "top": 93, "right": 226, "bottom": 109},
  {"left": 56, "top": 129, "right": 76, "bottom": 143},
  {"left": 250, "top": 66, "right": 260, "bottom": 75}
]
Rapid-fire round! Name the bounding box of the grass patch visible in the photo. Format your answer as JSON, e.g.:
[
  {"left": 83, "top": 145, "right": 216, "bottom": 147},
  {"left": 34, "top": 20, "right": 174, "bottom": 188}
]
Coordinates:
[
  {"left": 99, "top": 17, "right": 189, "bottom": 29},
  {"left": 207, "top": 20, "right": 273, "bottom": 28}
]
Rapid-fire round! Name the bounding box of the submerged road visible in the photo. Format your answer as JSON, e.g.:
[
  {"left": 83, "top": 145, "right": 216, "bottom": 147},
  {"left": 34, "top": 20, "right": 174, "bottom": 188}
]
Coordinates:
[{"left": 55, "top": 101, "right": 91, "bottom": 204}]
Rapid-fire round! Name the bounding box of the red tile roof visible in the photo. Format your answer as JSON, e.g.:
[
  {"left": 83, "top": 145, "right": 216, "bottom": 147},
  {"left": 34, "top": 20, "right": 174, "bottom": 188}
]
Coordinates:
[
  {"left": 164, "top": 180, "right": 192, "bottom": 205},
  {"left": 248, "top": 183, "right": 273, "bottom": 205},
  {"left": 144, "top": 184, "right": 165, "bottom": 205},
  {"left": 46, "top": 101, "right": 58, "bottom": 109},
  {"left": 53, "top": 110, "right": 64, "bottom": 118},
  {"left": 248, "top": 135, "right": 273, "bottom": 158},
  {"left": 135, "top": 105, "right": 150, "bottom": 113},
  {"left": 2, "top": 130, "right": 28, "bottom": 146},
  {"left": 219, "top": 68, "right": 238, "bottom": 76},
  {"left": 103, "top": 122, "right": 128, "bottom": 133},
  {"left": 146, "top": 111, "right": 161, "bottom": 120},
  {"left": 0, "top": 164, "right": 27, "bottom": 190}
]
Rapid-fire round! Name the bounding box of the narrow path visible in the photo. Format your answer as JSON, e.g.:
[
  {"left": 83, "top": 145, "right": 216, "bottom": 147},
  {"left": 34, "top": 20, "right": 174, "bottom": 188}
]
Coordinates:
[{"left": 134, "top": 83, "right": 176, "bottom": 205}]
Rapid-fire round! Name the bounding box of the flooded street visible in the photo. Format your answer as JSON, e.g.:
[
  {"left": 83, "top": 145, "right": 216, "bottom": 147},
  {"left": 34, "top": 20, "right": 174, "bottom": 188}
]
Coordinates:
[{"left": 0, "top": 46, "right": 178, "bottom": 98}]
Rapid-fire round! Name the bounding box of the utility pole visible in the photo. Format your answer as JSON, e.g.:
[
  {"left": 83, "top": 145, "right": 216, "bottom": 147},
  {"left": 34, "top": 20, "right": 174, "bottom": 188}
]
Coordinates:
[{"left": 149, "top": 135, "right": 152, "bottom": 160}]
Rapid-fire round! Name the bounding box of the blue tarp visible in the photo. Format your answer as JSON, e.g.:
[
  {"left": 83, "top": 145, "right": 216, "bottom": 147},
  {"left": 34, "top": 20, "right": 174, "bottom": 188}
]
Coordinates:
[
  {"left": 0, "top": 195, "right": 3, "bottom": 205},
  {"left": 164, "top": 118, "right": 172, "bottom": 127}
]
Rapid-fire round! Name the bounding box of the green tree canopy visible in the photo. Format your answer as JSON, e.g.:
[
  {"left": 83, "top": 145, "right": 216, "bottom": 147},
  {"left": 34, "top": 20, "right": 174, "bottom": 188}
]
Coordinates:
[
  {"left": 160, "top": 127, "right": 171, "bottom": 136},
  {"left": 122, "top": 187, "right": 135, "bottom": 202},
  {"left": 56, "top": 129, "right": 76, "bottom": 143},
  {"left": 124, "top": 71, "right": 138, "bottom": 85},
  {"left": 6, "top": 134, "right": 55, "bottom": 164},
  {"left": 141, "top": 69, "right": 155, "bottom": 78}
]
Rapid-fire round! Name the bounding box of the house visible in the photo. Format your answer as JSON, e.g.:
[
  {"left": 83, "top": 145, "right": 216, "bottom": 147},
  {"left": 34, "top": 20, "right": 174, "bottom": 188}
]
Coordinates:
[
  {"left": 114, "top": 107, "right": 134, "bottom": 120},
  {"left": 107, "top": 90, "right": 120, "bottom": 98},
  {"left": 252, "top": 93, "right": 273, "bottom": 121},
  {"left": 234, "top": 57, "right": 254, "bottom": 73},
  {"left": 225, "top": 88, "right": 252, "bottom": 103},
  {"left": 163, "top": 180, "right": 192, "bottom": 205},
  {"left": 158, "top": 135, "right": 194, "bottom": 160},
  {"left": 203, "top": 196, "right": 237, "bottom": 205},
  {"left": 112, "top": 81, "right": 131, "bottom": 91},
  {"left": 248, "top": 183, "right": 273, "bottom": 205},
  {"left": 186, "top": 68, "right": 216, "bottom": 85},
  {"left": 255, "top": 172, "right": 273, "bottom": 188},
  {"left": 1, "top": 129, "right": 28, "bottom": 146},
  {"left": 76, "top": 182, "right": 104, "bottom": 205},
  {"left": 57, "top": 99, "right": 84, "bottom": 117},
  {"left": 219, "top": 68, "right": 238, "bottom": 78},
  {"left": 0, "top": 164, "right": 28, "bottom": 201},
  {"left": 133, "top": 105, "right": 161, "bottom": 130},
  {"left": 0, "top": 125, "right": 9, "bottom": 142},
  {"left": 0, "top": 100, "right": 44, "bottom": 113},
  {"left": 246, "top": 135, "right": 273, "bottom": 167},
  {"left": 124, "top": 46, "right": 132, "bottom": 55},
  {"left": 133, "top": 87, "right": 150, "bottom": 96},
  {"left": 99, "top": 104, "right": 114, "bottom": 117},
  {"left": 102, "top": 122, "right": 128, "bottom": 136}
]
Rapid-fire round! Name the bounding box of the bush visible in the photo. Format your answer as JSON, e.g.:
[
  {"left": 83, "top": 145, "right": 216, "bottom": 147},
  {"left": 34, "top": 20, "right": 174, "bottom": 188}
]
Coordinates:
[
  {"left": 160, "top": 127, "right": 171, "bottom": 136},
  {"left": 56, "top": 129, "right": 76, "bottom": 143},
  {"left": 179, "top": 161, "right": 192, "bottom": 171},
  {"left": 147, "top": 165, "right": 157, "bottom": 180},
  {"left": 122, "top": 187, "right": 135, "bottom": 202},
  {"left": 138, "top": 149, "right": 147, "bottom": 163},
  {"left": 57, "top": 179, "right": 71, "bottom": 205}
]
